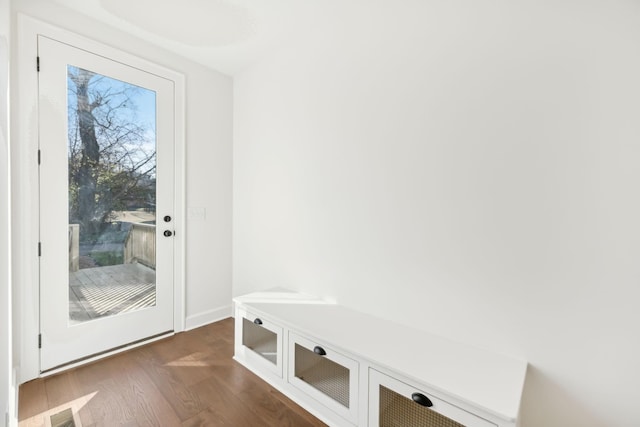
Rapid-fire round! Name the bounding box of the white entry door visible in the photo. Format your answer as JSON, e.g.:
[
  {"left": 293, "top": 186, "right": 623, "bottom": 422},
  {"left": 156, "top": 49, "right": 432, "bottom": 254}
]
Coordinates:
[{"left": 38, "top": 35, "right": 176, "bottom": 371}]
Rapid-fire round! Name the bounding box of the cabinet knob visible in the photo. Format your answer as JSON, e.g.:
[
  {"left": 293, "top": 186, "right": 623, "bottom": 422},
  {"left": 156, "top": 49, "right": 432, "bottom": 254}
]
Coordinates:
[
  {"left": 313, "top": 346, "right": 327, "bottom": 356},
  {"left": 253, "top": 318, "right": 263, "bottom": 325},
  {"left": 411, "top": 392, "right": 433, "bottom": 408}
]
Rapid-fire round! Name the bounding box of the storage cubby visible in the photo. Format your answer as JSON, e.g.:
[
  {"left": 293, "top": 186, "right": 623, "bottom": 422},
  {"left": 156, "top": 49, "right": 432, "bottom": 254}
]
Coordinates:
[
  {"left": 379, "top": 385, "right": 463, "bottom": 427},
  {"left": 288, "top": 332, "right": 359, "bottom": 424},
  {"left": 294, "top": 343, "right": 350, "bottom": 407},
  {"left": 242, "top": 317, "right": 278, "bottom": 364},
  {"left": 369, "top": 369, "right": 496, "bottom": 427},
  {"left": 235, "top": 307, "right": 283, "bottom": 377}
]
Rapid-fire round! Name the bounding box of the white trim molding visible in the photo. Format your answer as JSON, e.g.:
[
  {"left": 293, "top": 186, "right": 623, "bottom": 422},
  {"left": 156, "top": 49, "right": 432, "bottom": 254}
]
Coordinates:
[{"left": 185, "top": 306, "right": 233, "bottom": 331}]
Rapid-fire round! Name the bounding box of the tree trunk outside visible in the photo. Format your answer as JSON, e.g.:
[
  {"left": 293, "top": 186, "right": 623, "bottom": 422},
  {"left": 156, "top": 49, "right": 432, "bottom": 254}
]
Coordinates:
[{"left": 70, "top": 69, "right": 100, "bottom": 236}]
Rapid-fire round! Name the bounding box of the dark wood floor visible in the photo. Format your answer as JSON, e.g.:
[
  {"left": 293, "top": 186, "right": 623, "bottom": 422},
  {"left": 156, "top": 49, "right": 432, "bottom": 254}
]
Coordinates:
[{"left": 18, "top": 318, "right": 327, "bottom": 427}]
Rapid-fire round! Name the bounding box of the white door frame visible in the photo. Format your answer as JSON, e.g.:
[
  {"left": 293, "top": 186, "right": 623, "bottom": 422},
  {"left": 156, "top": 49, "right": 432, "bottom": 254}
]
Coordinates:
[{"left": 14, "top": 14, "right": 186, "bottom": 382}]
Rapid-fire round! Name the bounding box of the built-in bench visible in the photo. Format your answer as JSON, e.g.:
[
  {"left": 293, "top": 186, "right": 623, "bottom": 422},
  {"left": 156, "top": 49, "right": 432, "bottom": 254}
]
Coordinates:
[{"left": 233, "top": 290, "right": 527, "bottom": 427}]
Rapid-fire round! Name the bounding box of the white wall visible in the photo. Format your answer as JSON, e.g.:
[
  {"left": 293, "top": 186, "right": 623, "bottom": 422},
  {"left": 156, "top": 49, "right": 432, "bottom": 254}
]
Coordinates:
[
  {"left": 183, "top": 64, "right": 233, "bottom": 330},
  {"left": 11, "top": 0, "right": 233, "bottom": 380},
  {"left": 1, "top": 0, "right": 12, "bottom": 424},
  {"left": 233, "top": 1, "right": 640, "bottom": 426}
]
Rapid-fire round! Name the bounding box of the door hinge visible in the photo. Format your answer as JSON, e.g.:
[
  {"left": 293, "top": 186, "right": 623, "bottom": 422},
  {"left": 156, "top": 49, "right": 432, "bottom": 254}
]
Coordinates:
[
  {"left": 37, "top": 56, "right": 40, "bottom": 72},
  {"left": 38, "top": 242, "right": 41, "bottom": 256},
  {"left": 38, "top": 334, "right": 42, "bottom": 349},
  {"left": 38, "top": 149, "right": 41, "bottom": 165}
]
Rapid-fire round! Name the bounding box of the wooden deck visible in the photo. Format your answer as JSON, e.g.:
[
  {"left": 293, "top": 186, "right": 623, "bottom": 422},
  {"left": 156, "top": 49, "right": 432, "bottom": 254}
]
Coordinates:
[{"left": 69, "top": 263, "right": 156, "bottom": 324}]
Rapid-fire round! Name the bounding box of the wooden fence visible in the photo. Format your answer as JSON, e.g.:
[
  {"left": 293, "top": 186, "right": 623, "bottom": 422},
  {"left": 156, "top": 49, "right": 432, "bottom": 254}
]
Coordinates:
[
  {"left": 124, "top": 223, "right": 156, "bottom": 269},
  {"left": 69, "top": 223, "right": 156, "bottom": 271}
]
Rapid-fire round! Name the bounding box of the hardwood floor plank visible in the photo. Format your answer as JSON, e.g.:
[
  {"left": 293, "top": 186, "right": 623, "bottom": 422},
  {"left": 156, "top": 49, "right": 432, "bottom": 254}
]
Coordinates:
[
  {"left": 132, "top": 347, "right": 209, "bottom": 421},
  {"left": 237, "top": 386, "right": 327, "bottom": 427},
  {"left": 97, "top": 353, "right": 182, "bottom": 426},
  {"left": 84, "top": 377, "right": 137, "bottom": 425},
  {"left": 181, "top": 407, "right": 237, "bottom": 427},
  {"left": 19, "top": 317, "right": 326, "bottom": 427},
  {"left": 17, "top": 379, "right": 47, "bottom": 427},
  {"left": 192, "top": 356, "right": 326, "bottom": 427},
  {"left": 269, "top": 386, "right": 330, "bottom": 427},
  {"left": 128, "top": 377, "right": 183, "bottom": 427},
  {"left": 188, "top": 375, "right": 265, "bottom": 427},
  {"left": 44, "top": 371, "right": 95, "bottom": 426},
  {"left": 18, "top": 379, "right": 47, "bottom": 420}
]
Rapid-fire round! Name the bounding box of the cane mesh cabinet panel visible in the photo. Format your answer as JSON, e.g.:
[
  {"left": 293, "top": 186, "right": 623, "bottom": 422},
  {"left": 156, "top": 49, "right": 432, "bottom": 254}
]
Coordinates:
[
  {"left": 294, "top": 343, "right": 351, "bottom": 407},
  {"left": 379, "top": 386, "right": 464, "bottom": 427},
  {"left": 289, "top": 332, "right": 359, "bottom": 424},
  {"left": 370, "top": 369, "right": 497, "bottom": 427}
]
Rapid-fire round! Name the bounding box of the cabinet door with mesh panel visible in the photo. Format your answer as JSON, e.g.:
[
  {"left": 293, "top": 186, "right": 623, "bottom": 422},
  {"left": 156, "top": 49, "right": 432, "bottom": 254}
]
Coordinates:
[
  {"left": 369, "top": 369, "right": 498, "bottom": 427},
  {"left": 237, "top": 308, "right": 283, "bottom": 377},
  {"left": 288, "top": 333, "right": 359, "bottom": 424}
]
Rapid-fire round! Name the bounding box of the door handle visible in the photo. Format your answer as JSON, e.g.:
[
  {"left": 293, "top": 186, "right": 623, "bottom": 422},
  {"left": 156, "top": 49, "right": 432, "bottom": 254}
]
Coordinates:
[
  {"left": 163, "top": 230, "right": 173, "bottom": 237},
  {"left": 313, "top": 346, "right": 326, "bottom": 356},
  {"left": 411, "top": 392, "right": 433, "bottom": 407}
]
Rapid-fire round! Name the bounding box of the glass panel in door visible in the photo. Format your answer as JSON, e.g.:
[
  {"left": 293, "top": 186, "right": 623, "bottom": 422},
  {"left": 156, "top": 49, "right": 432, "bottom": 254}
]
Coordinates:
[{"left": 67, "top": 65, "right": 157, "bottom": 324}]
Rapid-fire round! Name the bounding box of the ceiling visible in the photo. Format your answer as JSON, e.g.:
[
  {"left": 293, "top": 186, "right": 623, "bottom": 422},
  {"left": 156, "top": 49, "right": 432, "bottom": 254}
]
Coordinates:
[{"left": 46, "top": 0, "right": 329, "bottom": 75}]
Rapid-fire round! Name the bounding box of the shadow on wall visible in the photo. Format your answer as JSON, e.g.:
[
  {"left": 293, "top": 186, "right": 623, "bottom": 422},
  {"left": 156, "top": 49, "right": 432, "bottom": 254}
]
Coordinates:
[{"left": 519, "top": 366, "right": 607, "bottom": 427}]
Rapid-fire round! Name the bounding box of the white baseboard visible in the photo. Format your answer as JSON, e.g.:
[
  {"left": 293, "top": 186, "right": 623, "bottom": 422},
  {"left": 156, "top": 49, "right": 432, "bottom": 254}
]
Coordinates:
[
  {"left": 185, "top": 305, "right": 232, "bottom": 331},
  {"left": 8, "top": 367, "right": 18, "bottom": 427}
]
